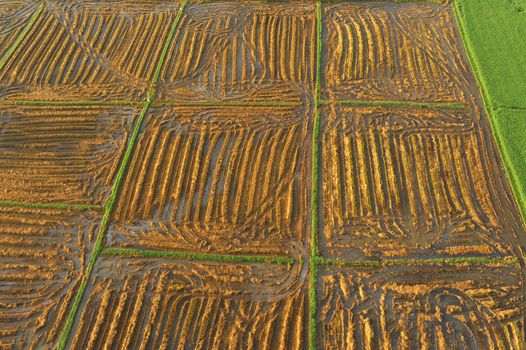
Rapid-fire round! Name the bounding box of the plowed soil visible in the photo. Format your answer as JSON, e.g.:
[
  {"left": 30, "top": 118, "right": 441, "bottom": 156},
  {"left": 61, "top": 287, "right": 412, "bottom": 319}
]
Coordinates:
[
  {"left": 0, "top": 206, "right": 100, "bottom": 348},
  {"left": 67, "top": 256, "right": 307, "bottom": 349},
  {"left": 0, "top": 105, "right": 137, "bottom": 205}
]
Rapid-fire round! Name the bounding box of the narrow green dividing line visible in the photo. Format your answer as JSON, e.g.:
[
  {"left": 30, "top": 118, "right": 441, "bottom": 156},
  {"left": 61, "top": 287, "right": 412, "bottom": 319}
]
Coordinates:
[
  {"left": 0, "top": 2, "right": 44, "bottom": 72},
  {"left": 56, "top": 1, "right": 188, "bottom": 349},
  {"left": 150, "top": 0, "right": 188, "bottom": 95},
  {"left": 317, "top": 255, "right": 519, "bottom": 268},
  {"left": 321, "top": 99, "right": 468, "bottom": 110},
  {"left": 102, "top": 247, "right": 295, "bottom": 265},
  {"left": 0, "top": 200, "right": 102, "bottom": 211},
  {"left": 310, "top": 1, "right": 323, "bottom": 349},
  {"left": 152, "top": 100, "right": 300, "bottom": 108},
  {"left": 11, "top": 100, "right": 140, "bottom": 107}
]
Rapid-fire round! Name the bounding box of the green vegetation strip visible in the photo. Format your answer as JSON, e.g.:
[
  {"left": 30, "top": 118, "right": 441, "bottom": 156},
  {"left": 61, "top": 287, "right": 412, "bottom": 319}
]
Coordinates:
[
  {"left": 0, "top": 2, "right": 44, "bottom": 72},
  {"left": 152, "top": 100, "right": 300, "bottom": 107},
  {"left": 454, "top": 0, "right": 526, "bottom": 223},
  {"left": 321, "top": 99, "right": 468, "bottom": 110},
  {"left": 102, "top": 247, "right": 295, "bottom": 265},
  {"left": 57, "top": 1, "right": 188, "bottom": 348},
  {"left": 309, "top": 1, "right": 323, "bottom": 349},
  {"left": 0, "top": 201, "right": 102, "bottom": 211},
  {"left": 317, "top": 256, "right": 519, "bottom": 267},
  {"left": 12, "top": 100, "right": 140, "bottom": 107},
  {"left": 150, "top": 0, "right": 188, "bottom": 93}
]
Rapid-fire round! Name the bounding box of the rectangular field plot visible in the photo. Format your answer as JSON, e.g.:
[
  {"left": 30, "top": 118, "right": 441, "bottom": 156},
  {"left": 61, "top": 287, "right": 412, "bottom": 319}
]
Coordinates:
[
  {"left": 65, "top": 255, "right": 306, "bottom": 349},
  {"left": 108, "top": 104, "right": 310, "bottom": 257},
  {"left": 322, "top": 2, "right": 475, "bottom": 103},
  {"left": 0, "top": 206, "right": 100, "bottom": 349},
  {"left": 156, "top": 1, "right": 316, "bottom": 102},
  {"left": 318, "top": 264, "right": 524, "bottom": 349},
  {"left": 0, "top": 1, "right": 181, "bottom": 101},
  {"left": 320, "top": 105, "right": 522, "bottom": 260},
  {"left": 0, "top": 105, "right": 137, "bottom": 205}
]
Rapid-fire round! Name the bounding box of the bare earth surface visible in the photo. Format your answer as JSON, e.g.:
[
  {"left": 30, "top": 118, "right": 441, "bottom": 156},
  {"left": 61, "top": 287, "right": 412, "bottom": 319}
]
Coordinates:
[{"left": 0, "top": 1, "right": 525, "bottom": 349}]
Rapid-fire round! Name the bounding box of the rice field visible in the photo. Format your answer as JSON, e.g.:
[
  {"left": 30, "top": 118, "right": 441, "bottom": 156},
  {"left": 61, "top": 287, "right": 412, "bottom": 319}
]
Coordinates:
[{"left": 0, "top": 0, "right": 525, "bottom": 349}]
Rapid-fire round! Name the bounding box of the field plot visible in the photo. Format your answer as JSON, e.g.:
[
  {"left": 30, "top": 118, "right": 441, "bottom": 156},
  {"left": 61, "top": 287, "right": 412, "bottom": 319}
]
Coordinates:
[
  {"left": 1, "top": 0, "right": 526, "bottom": 349},
  {"left": 0, "top": 206, "right": 100, "bottom": 349},
  {"left": 108, "top": 103, "right": 310, "bottom": 257},
  {"left": 156, "top": 1, "right": 316, "bottom": 102},
  {"left": 322, "top": 2, "right": 475, "bottom": 103},
  {"left": 0, "top": 105, "right": 137, "bottom": 205},
  {"left": 320, "top": 104, "right": 520, "bottom": 260},
  {"left": 318, "top": 264, "right": 524, "bottom": 349},
  {"left": 64, "top": 255, "right": 307, "bottom": 349},
  {"left": 0, "top": 1, "right": 181, "bottom": 102}
]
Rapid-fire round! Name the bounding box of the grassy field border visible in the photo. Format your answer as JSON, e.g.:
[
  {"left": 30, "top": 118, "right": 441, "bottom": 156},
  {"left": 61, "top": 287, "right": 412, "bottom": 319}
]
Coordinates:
[
  {"left": 11, "top": 100, "right": 140, "bottom": 107},
  {"left": 102, "top": 247, "right": 295, "bottom": 265},
  {"left": 453, "top": 1, "right": 526, "bottom": 225},
  {"left": 0, "top": 200, "right": 102, "bottom": 211},
  {"left": 321, "top": 99, "right": 468, "bottom": 110},
  {"left": 318, "top": 255, "right": 519, "bottom": 268},
  {"left": 152, "top": 100, "right": 300, "bottom": 107},
  {"left": 309, "top": 1, "right": 323, "bottom": 349},
  {"left": 56, "top": 1, "right": 188, "bottom": 348}
]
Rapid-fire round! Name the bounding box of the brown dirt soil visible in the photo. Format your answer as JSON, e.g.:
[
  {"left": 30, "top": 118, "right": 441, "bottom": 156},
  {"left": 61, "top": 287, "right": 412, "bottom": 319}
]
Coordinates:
[
  {"left": 66, "top": 255, "right": 307, "bottom": 349},
  {"left": 322, "top": 2, "right": 473, "bottom": 103},
  {"left": 318, "top": 265, "right": 523, "bottom": 349},
  {"left": 320, "top": 105, "right": 517, "bottom": 259},
  {"left": 0, "top": 105, "right": 137, "bottom": 205},
  {"left": 0, "top": 1, "right": 181, "bottom": 102},
  {"left": 0, "top": 206, "right": 99, "bottom": 349},
  {"left": 108, "top": 103, "right": 310, "bottom": 257},
  {"left": 156, "top": 1, "right": 316, "bottom": 102}
]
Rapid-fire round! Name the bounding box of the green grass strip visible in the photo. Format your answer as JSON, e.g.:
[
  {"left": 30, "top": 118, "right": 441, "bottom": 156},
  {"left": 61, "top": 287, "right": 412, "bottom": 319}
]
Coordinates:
[
  {"left": 317, "top": 255, "right": 519, "bottom": 267},
  {"left": 12, "top": 100, "right": 139, "bottom": 107},
  {"left": 309, "top": 2, "right": 323, "bottom": 349},
  {"left": 311, "top": 106, "right": 320, "bottom": 260},
  {"left": 315, "top": 0, "right": 323, "bottom": 101},
  {"left": 57, "top": 1, "right": 188, "bottom": 348},
  {"left": 309, "top": 261, "right": 318, "bottom": 349},
  {"left": 0, "top": 2, "right": 44, "bottom": 73},
  {"left": 321, "top": 99, "right": 468, "bottom": 110},
  {"left": 102, "top": 247, "right": 295, "bottom": 265},
  {"left": 0, "top": 200, "right": 102, "bottom": 211},
  {"left": 150, "top": 0, "right": 188, "bottom": 93},
  {"left": 152, "top": 100, "right": 300, "bottom": 108}
]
